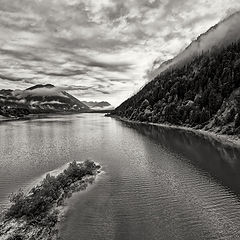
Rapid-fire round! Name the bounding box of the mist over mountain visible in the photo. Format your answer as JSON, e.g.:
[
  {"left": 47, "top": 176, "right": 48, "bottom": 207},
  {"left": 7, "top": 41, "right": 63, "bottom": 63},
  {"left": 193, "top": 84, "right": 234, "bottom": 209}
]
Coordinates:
[
  {"left": 114, "top": 11, "right": 240, "bottom": 136},
  {"left": 148, "top": 11, "right": 240, "bottom": 80},
  {"left": 0, "top": 84, "right": 89, "bottom": 117}
]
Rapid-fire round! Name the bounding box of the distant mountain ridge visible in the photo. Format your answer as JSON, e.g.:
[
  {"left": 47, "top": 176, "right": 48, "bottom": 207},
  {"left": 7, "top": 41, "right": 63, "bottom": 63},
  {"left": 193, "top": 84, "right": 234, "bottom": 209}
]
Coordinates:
[
  {"left": 82, "top": 101, "right": 114, "bottom": 110},
  {"left": 114, "top": 11, "right": 240, "bottom": 136},
  {"left": 0, "top": 84, "right": 89, "bottom": 117},
  {"left": 26, "top": 84, "right": 55, "bottom": 90}
]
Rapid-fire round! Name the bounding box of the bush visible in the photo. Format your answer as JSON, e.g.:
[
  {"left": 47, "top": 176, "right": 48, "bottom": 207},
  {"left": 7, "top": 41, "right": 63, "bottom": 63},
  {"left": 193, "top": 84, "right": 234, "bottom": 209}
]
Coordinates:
[
  {"left": 6, "top": 160, "right": 98, "bottom": 222},
  {"left": 7, "top": 235, "right": 24, "bottom": 240}
]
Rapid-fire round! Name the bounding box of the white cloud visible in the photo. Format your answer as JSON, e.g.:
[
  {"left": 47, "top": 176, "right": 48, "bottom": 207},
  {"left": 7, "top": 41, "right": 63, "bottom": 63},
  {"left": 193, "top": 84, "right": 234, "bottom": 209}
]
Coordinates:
[{"left": 0, "top": 0, "right": 239, "bottom": 106}]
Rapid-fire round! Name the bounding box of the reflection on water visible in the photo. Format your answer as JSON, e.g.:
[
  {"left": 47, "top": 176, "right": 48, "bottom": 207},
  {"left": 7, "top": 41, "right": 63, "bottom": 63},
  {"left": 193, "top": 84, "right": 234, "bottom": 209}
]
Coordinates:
[
  {"left": 125, "top": 122, "right": 240, "bottom": 196},
  {"left": 0, "top": 114, "right": 240, "bottom": 240}
]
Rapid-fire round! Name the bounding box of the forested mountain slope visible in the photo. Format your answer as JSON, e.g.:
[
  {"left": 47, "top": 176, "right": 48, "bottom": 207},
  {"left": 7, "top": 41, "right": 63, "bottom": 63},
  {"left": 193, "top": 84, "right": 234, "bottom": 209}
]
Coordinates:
[
  {"left": 114, "top": 39, "right": 240, "bottom": 135},
  {"left": 148, "top": 11, "right": 240, "bottom": 80}
]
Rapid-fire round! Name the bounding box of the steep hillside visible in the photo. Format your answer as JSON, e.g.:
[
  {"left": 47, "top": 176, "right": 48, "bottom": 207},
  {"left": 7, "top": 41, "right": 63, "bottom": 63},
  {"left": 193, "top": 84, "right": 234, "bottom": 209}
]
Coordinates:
[
  {"left": 148, "top": 11, "right": 240, "bottom": 80},
  {"left": 0, "top": 84, "right": 89, "bottom": 117},
  {"left": 114, "top": 13, "right": 240, "bottom": 136}
]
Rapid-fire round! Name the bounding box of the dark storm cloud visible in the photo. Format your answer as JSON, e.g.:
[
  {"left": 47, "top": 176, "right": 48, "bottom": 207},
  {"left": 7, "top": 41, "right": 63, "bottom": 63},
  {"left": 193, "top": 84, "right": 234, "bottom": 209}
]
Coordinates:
[
  {"left": 96, "top": 89, "right": 110, "bottom": 94},
  {"left": 23, "top": 79, "right": 37, "bottom": 85},
  {"left": 0, "top": 74, "right": 24, "bottom": 82},
  {"left": 104, "top": 2, "right": 129, "bottom": 21},
  {"left": 60, "top": 85, "right": 92, "bottom": 91},
  {"left": 0, "top": 49, "right": 44, "bottom": 62},
  {"left": 36, "top": 70, "right": 88, "bottom": 77},
  {"left": 110, "top": 78, "right": 129, "bottom": 83},
  {"left": 0, "top": 0, "right": 239, "bottom": 105},
  {"left": 84, "top": 60, "right": 133, "bottom": 72}
]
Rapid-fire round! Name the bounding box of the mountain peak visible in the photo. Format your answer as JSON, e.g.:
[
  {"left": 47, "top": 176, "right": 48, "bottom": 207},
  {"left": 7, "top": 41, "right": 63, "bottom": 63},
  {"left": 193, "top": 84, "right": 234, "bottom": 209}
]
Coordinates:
[
  {"left": 26, "top": 84, "right": 55, "bottom": 90},
  {"left": 0, "top": 84, "right": 89, "bottom": 116}
]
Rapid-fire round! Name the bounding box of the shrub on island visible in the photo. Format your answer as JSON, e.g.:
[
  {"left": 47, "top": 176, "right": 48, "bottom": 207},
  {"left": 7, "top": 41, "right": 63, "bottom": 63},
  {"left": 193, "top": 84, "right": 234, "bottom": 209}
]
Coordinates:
[{"left": 5, "top": 160, "right": 100, "bottom": 225}]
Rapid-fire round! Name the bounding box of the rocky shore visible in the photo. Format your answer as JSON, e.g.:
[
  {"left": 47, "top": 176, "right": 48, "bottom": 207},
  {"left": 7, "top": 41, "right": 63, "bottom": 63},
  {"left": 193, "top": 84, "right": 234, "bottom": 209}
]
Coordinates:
[{"left": 113, "top": 115, "right": 240, "bottom": 147}]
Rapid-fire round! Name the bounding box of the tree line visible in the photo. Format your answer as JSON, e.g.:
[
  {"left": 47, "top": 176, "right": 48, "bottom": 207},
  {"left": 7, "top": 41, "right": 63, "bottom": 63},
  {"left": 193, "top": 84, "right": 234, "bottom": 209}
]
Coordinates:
[{"left": 114, "top": 40, "right": 240, "bottom": 134}]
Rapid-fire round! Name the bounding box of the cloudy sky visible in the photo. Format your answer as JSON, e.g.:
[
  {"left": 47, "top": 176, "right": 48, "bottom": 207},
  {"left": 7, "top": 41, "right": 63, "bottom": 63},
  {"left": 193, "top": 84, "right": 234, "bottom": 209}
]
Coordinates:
[{"left": 0, "top": 0, "right": 240, "bottom": 106}]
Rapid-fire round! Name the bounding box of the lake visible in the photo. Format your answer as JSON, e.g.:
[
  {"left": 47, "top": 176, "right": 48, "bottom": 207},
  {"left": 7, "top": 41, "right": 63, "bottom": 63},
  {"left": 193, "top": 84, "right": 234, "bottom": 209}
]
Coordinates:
[{"left": 1, "top": 113, "right": 240, "bottom": 239}]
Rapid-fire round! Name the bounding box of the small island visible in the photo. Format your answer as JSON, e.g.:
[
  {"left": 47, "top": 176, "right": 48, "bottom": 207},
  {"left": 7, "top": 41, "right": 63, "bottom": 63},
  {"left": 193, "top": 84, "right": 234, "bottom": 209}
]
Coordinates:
[{"left": 0, "top": 160, "right": 101, "bottom": 240}]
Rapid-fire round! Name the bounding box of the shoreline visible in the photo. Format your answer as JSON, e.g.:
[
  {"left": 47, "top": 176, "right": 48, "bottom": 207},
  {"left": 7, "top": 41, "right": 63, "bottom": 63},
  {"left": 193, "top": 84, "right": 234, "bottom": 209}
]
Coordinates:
[
  {"left": 0, "top": 160, "right": 102, "bottom": 240},
  {"left": 112, "top": 115, "right": 240, "bottom": 148},
  {"left": 0, "top": 111, "right": 113, "bottom": 123}
]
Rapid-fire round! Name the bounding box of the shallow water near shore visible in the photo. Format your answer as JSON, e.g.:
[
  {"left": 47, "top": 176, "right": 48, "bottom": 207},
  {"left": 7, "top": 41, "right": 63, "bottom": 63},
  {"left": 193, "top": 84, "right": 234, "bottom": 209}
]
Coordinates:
[{"left": 1, "top": 114, "right": 240, "bottom": 239}]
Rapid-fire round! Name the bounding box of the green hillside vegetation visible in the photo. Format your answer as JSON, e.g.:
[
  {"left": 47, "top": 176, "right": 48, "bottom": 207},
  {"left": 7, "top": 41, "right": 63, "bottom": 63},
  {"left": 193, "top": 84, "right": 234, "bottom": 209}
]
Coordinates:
[
  {"left": 114, "top": 41, "right": 240, "bottom": 135},
  {"left": 1, "top": 160, "right": 101, "bottom": 240}
]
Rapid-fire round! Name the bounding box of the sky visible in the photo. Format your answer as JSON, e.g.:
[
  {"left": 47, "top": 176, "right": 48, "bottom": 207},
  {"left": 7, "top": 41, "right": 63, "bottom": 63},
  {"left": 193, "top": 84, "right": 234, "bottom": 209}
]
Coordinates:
[{"left": 0, "top": 0, "right": 240, "bottom": 106}]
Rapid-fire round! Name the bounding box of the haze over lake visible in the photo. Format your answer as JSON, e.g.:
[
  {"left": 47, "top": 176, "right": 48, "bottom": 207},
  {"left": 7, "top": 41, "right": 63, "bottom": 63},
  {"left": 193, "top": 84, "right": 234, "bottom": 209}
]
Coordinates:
[{"left": 1, "top": 114, "right": 240, "bottom": 239}]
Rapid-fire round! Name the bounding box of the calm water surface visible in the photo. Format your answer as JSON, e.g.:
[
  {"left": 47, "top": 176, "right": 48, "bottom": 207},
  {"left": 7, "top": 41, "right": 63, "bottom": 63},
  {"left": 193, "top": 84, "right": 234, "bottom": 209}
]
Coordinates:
[{"left": 1, "top": 114, "right": 240, "bottom": 240}]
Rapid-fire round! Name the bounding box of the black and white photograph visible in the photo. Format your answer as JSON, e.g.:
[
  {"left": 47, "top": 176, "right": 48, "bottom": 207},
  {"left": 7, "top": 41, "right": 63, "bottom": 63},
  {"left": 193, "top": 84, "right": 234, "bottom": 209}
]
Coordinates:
[{"left": 1, "top": 0, "right": 240, "bottom": 239}]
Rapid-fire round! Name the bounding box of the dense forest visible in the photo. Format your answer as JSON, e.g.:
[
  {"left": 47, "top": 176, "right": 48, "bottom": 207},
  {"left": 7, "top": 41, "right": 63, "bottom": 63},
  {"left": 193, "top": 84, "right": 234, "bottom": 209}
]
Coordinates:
[{"left": 113, "top": 40, "right": 240, "bottom": 135}]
